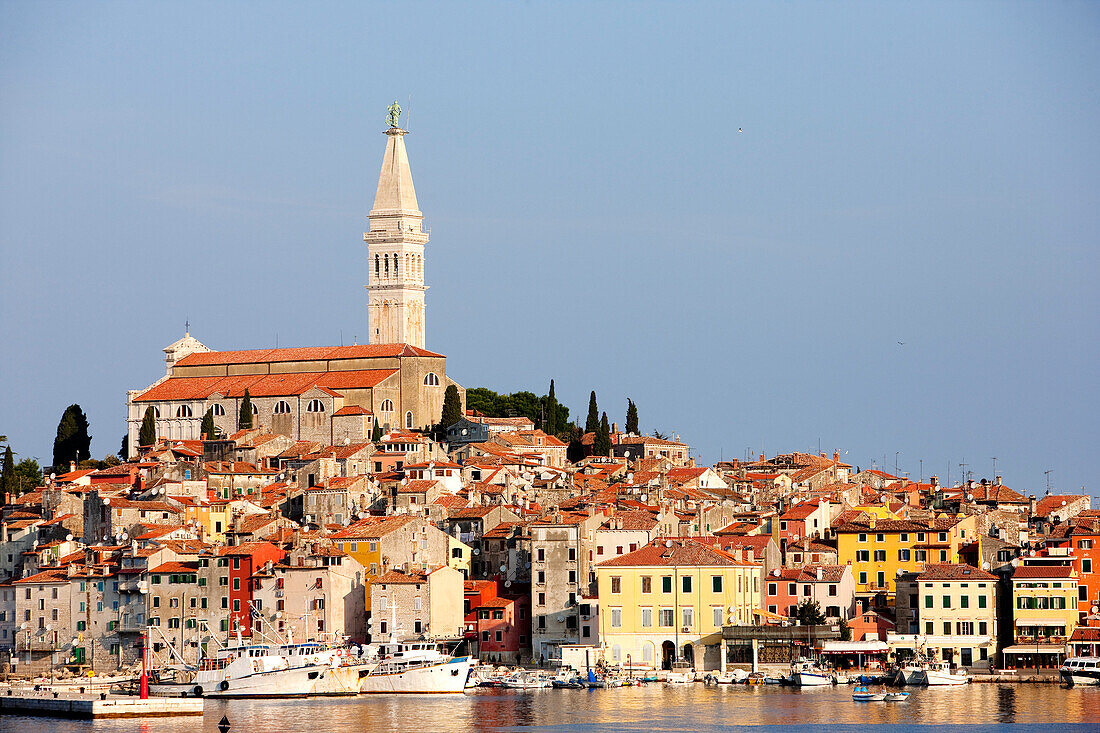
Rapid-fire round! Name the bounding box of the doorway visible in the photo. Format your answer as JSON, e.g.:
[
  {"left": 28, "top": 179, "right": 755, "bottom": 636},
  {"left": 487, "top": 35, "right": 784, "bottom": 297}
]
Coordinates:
[{"left": 662, "top": 640, "right": 675, "bottom": 670}]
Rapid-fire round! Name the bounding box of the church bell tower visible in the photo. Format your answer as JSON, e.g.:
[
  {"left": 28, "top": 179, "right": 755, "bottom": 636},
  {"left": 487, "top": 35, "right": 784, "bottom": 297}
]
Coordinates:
[{"left": 364, "top": 101, "right": 428, "bottom": 348}]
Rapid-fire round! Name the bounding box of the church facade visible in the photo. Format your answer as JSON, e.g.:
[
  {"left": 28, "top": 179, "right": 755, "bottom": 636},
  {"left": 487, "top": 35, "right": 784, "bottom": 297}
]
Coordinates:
[{"left": 126, "top": 111, "right": 461, "bottom": 453}]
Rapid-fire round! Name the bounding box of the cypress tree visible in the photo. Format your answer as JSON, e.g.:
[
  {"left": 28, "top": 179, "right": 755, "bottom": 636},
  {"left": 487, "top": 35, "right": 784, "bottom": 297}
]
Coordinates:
[
  {"left": 52, "top": 404, "right": 91, "bottom": 470},
  {"left": 440, "top": 384, "right": 462, "bottom": 430},
  {"left": 139, "top": 406, "right": 157, "bottom": 448},
  {"left": 200, "top": 409, "right": 216, "bottom": 441},
  {"left": 0, "top": 446, "right": 14, "bottom": 501},
  {"left": 595, "top": 412, "right": 612, "bottom": 456},
  {"left": 585, "top": 391, "right": 600, "bottom": 434},
  {"left": 625, "top": 399, "right": 639, "bottom": 435},
  {"left": 371, "top": 421, "right": 383, "bottom": 442},
  {"left": 238, "top": 389, "right": 254, "bottom": 430},
  {"left": 546, "top": 379, "right": 559, "bottom": 435}
]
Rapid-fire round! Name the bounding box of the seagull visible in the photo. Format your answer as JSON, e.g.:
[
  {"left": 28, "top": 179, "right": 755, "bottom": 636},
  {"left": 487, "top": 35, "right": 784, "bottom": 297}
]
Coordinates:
[
  {"left": 897, "top": 341, "right": 905, "bottom": 345},
  {"left": 738, "top": 128, "right": 743, "bottom": 133}
]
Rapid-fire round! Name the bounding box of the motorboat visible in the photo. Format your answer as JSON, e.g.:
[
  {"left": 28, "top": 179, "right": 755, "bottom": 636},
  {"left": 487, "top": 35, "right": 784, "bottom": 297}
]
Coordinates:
[
  {"left": 1059, "top": 656, "right": 1100, "bottom": 686},
  {"left": 703, "top": 669, "right": 748, "bottom": 685},
  {"left": 745, "top": 672, "right": 768, "bottom": 685},
  {"left": 852, "top": 685, "right": 887, "bottom": 701},
  {"left": 899, "top": 663, "right": 927, "bottom": 686},
  {"left": 501, "top": 670, "right": 552, "bottom": 689},
  {"left": 832, "top": 671, "right": 851, "bottom": 684},
  {"left": 666, "top": 660, "right": 695, "bottom": 683},
  {"left": 789, "top": 659, "right": 832, "bottom": 687},
  {"left": 923, "top": 661, "right": 968, "bottom": 686},
  {"left": 884, "top": 691, "right": 910, "bottom": 701}
]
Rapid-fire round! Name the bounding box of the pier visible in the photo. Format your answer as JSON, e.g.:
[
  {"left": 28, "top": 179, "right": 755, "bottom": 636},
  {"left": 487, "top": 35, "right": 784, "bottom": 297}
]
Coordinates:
[{"left": 0, "top": 685, "right": 204, "bottom": 719}]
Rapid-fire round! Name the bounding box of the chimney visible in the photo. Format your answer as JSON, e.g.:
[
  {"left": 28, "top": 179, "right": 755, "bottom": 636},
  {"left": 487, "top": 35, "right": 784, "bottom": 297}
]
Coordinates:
[
  {"left": 995, "top": 475, "right": 1002, "bottom": 486},
  {"left": 69, "top": 461, "right": 76, "bottom": 473},
  {"left": 927, "top": 513, "right": 935, "bottom": 529},
  {"left": 612, "top": 422, "right": 619, "bottom": 434},
  {"left": 868, "top": 515, "right": 876, "bottom": 530},
  {"left": 816, "top": 567, "right": 823, "bottom": 581},
  {"left": 929, "top": 475, "right": 938, "bottom": 488},
  {"left": 689, "top": 457, "right": 695, "bottom": 468},
  {"left": 759, "top": 454, "right": 765, "bottom": 462},
  {"left": 856, "top": 599, "right": 863, "bottom": 615},
  {"left": 1029, "top": 495, "right": 1037, "bottom": 516},
  {"left": 833, "top": 451, "right": 839, "bottom": 462}
]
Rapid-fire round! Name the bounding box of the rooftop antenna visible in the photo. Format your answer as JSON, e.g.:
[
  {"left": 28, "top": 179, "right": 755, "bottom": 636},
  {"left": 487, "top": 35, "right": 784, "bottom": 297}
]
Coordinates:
[
  {"left": 1044, "top": 470, "right": 1053, "bottom": 492},
  {"left": 340, "top": 329, "right": 343, "bottom": 347},
  {"left": 959, "top": 461, "right": 968, "bottom": 484},
  {"left": 991, "top": 457, "right": 997, "bottom": 478},
  {"left": 184, "top": 319, "right": 190, "bottom": 335}
]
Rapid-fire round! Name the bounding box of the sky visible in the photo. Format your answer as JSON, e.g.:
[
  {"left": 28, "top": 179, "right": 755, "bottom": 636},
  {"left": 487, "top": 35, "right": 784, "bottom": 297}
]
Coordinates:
[{"left": 1, "top": 2, "right": 1097, "bottom": 499}]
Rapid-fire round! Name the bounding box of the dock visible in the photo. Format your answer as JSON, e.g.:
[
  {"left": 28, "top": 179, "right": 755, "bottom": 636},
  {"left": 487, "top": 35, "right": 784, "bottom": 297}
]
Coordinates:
[{"left": 0, "top": 686, "right": 204, "bottom": 719}]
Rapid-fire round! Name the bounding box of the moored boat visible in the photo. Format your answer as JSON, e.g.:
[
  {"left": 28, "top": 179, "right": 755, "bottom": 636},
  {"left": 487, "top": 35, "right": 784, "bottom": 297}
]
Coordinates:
[
  {"left": 789, "top": 659, "right": 832, "bottom": 687},
  {"left": 923, "top": 661, "right": 968, "bottom": 686},
  {"left": 1059, "top": 656, "right": 1100, "bottom": 686},
  {"left": 884, "top": 691, "right": 910, "bottom": 701},
  {"left": 852, "top": 685, "right": 887, "bottom": 701}
]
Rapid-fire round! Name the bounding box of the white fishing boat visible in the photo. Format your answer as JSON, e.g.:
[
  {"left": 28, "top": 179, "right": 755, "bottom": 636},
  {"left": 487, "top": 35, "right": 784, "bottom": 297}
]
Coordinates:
[
  {"left": 1059, "top": 656, "right": 1100, "bottom": 686},
  {"left": 501, "top": 670, "right": 551, "bottom": 689},
  {"left": 898, "top": 662, "right": 927, "bottom": 686},
  {"left": 884, "top": 691, "right": 910, "bottom": 701},
  {"left": 356, "top": 640, "right": 472, "bottom": 694},
  {"left": 789, "top": 659, "right": 832, "bottom": 687},
  {"left": 923, "top": 661, "right": 968, "bottom": 686},
  {"left": 703, "top": 669, "right": 748, "bottom": 684}
]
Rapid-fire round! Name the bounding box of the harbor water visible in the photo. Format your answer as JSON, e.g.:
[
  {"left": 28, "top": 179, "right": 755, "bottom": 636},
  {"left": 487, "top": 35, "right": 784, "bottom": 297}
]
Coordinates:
[{"left": 1, "top": 683, "right": 1097, "bottom": 732}]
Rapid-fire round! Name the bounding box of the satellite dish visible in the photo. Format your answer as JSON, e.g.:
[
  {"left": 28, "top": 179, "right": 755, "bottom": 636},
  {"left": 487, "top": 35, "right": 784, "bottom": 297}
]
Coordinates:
[
  {"left": 275, "top": 611, "right": 283, "bottom": 619},
  {"left": 728, "top": 605, "right": 736, "bottom": 613},
  {"left": 122, "top": 533, "right": 128, "bottom": 540},
  {"left": 771, "top": 569, "right": 780, "bottom": 577},
  {"left": 665, "top": 540, "right": 672, "bottom": 548},
  {"left": 65, "top": 534, "right": 73, "bottom": 542},
  {"left": 525, "top": 562, "right": 531, "bottom": 569},
  {"left": 103, "top": 498, "right": 111, "bottom": 506},
  {"left": 504, "top": 580, "right": 512, "bottom": 588},
  {"left": 1061, "top": 500, "right": 1067, "bottom": 506},
  {"left": 344, "top": 437, "right": 351, "bottom": 446},
  {"left": 556, "top": 616, "right": 564, "bottom": 623},
  {"left": 472, "top": 548, "right": 480, "bottom": 555},
  {"left": 981, "top": 562, "right": 991, "bottom": 571},
  {"left": 500, "top": 565, "right": 507, "bottom": 573},
  {"left": 50, "top": 473, "right": 56, "bottom": 480}
]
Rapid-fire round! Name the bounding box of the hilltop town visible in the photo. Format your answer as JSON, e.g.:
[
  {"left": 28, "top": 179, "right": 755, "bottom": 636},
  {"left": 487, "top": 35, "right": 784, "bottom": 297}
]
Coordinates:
[{"left": 1, "top": 110, "right": 1096, "bottom": 681}]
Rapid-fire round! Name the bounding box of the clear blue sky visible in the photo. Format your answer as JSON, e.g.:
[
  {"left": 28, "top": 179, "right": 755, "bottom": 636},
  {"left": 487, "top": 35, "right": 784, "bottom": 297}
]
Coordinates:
[{"left": 1, "top": 2, "right": 1097, "bottom": 498}]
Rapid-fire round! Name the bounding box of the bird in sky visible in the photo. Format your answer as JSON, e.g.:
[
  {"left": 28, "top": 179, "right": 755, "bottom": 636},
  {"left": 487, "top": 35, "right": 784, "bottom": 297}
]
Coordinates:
[
  {"left": 738, "top": 127, "right": 743, "bottom": 133},
  {"left": 897, "top": 341, "right": 905, "bottom": 345}
]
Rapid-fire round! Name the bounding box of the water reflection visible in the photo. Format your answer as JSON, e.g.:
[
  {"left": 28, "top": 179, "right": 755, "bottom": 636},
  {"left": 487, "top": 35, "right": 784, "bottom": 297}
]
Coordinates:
[{"left": 2, "top": 684, "right": 1096, "bottom": 733}]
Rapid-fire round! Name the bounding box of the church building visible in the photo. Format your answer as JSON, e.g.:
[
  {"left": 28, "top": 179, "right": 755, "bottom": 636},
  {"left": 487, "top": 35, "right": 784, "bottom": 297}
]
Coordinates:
[{"left": 126, "top": 109, "right": 461, "bottom": 452}]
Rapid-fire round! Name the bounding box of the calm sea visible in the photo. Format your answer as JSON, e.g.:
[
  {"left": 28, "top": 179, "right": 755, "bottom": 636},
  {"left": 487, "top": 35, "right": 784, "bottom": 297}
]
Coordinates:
[{"left": 2, "top": 684, "right": 1097, "bottom": 732}]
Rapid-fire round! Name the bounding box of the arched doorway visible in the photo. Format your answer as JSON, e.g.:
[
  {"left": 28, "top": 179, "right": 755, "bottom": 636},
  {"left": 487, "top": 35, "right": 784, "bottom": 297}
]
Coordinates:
[
  {"left": 661, "top": 641, "right": 675, "bottom": 670},
  {"left": 682, "top": 643, "right": 695, "bottom": 667}
]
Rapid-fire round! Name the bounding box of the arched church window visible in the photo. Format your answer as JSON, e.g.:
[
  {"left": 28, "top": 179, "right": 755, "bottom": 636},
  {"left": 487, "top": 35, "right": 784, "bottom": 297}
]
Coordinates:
[
  {"left": 211, "top": 404, "right": 225, "bottom": 416},
  {"left": 176, "top": 405, "right": 193, "bottom": 418},
  {"left": 250, "top": 403, "right": 258, "bottom": 415},
  {"left": 375, "top": 254, "right": 380, "bottom": 278},
  {"left": 273, "top": 400, "right": 292, "bottom": 415},
  {"left": 306, "top": 399, "right": 325, "bottom": 413},
  {"left": 153, "top": 406, "right": 161, "bottom": 418},
  {"left": 380, "top": 399, "right": 394, "bottom": 412},
  {"left": 384, "top": 254, "right": 389, "bottom": 275},
  {"left": 405, "top": 411, "right": 413, "bottom": 429},
  {"left": 423, "top": 373, "right": 440, "bottom": 386},
  {"left": 394, "top": 255, "right": 399, "bottom": 278}
]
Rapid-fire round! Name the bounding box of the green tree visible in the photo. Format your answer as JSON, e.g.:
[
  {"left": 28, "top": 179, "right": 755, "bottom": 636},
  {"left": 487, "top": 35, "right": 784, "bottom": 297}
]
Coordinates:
[
  {"left": 200, "top": 409, "right": 216, "bottom": 441},
  {"left": 238, "top": 389, "right": 254, "bottom": 430},
  {"left": 371, "top": 421, "right": 383, "bottom": 442},
  {"left": 565, "top": 424, "right": 585, "bottom": 463},
  {"left": 12, "top": 458, "right": 42, "bottom": 495},
  {"left": 795, "top": 599, "right": 826, "bottom": 625},
  {"left": 544, "top": 379, "right": 560, "bottom": 435},
  {"left": 625, "top": 399, "right": 639, "bottom": 435},
  {"left": 52, "top": 404, "right": 91, "bottom": 470},
  {"left": 118, "top": 434, "right": 129, "bottom": 461},
  {"left": 595, "top": 412, "right": 612, "bottom": 456},
  {"left": 585, "top": 391, "right": 600, "bottom": 434},
  {"left": 464, "top": 387, "right": 499, "bottom": 417},
  {"left": 139, "top": 406, "right": 157, "bottom": 448},
  {"left": 440, "top": 384, "right": 463, "bottom": 430},
  {"left": 0, "top": 445, "right": 14, "bottom": 499},
  {"left": 839, "top": 617, "right": 852, "bottom": 641}
]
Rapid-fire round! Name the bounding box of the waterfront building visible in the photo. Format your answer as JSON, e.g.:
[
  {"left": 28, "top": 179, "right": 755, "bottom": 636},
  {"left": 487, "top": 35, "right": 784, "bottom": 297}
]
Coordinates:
[
  {"left": 530, "top": 511, "right": 602, "bottom": 663},
  {"left": 331, "top": 515, "right": 458, "bottom": 579},
  {"left": 367, "top": 565, "right": 464, "bottom": 642},
  {"left": 595, "top": 538, "right": 761, "bottom": 672},
  {"left": 1003, "top": 564, "right": 1079, "bottom": 668},
  {"left": 892, "top": 563, "right": 998, "bottom": 670}
]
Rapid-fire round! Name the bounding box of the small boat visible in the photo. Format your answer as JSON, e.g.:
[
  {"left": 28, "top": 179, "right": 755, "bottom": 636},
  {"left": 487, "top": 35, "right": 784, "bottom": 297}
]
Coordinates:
[
  {"left": 1060, "top": 656, "right": 1100, "bottom": 687},
  {"left": 923, "top": 661, "right": 968, "bottom": 686},
  {"left": 501, "top": 671, "right": 551, "bottom": 689},
  {"left": 551, "top": 678, "right": 585, "bottom": 689},
  {"left": 703, "top": 669, "right": 748, "bottom": 685},
  {"left": 884, "top": 692, "right": 910, "bottom": 701},
  {"left": 746, "top": 672, "right": 768, "bottom": 685},
  {"left": 896, "top": 663, "right": 926, "bottom": 686},
  {"left": 852, "top": 685, "right": 887, "bottom": 701},
  {"left": 764, "top": 674, "right": 786, "bottom": 685},
  {"left": 789, "top": 659, "right": 832, "bottom": 687},
  {"left": 832, "top": 672, "right": 851, "bottom": 685},
  {"left": 666, "top": 660, "right": 695, "bottom": 684}
]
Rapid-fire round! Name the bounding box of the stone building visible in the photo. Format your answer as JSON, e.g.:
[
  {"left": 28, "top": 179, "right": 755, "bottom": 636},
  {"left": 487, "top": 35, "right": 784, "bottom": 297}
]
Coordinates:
[
  {"left": 367, "top": 565, "right": 464, "bottom": 642},
  {"left": 530, "top": 511, "right": 603, "bottom": 663}
]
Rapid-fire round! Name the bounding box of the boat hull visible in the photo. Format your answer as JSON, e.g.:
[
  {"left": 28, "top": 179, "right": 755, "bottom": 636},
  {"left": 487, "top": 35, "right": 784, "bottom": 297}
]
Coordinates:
[
  {"left": 924, "top": 671, "right": 967, "bottom": 686},
  {"left": 792, "top": 672, "right": 832, "bottom": 687}
]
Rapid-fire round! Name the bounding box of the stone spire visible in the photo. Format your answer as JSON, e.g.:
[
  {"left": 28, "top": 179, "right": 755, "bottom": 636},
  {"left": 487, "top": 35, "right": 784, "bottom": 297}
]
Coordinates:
[
  {"left": 371, "top": 128, "right": 420, "bottom": 216},
  {"left": 364, "top": 111, "right": 428, "bottom": 348}
]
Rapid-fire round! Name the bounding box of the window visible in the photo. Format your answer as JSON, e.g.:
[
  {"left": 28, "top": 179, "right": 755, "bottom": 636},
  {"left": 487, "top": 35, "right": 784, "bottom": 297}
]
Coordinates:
[
  {"left": 856, "top": 550, "right": 869, "bottom": 562},
  {"left": 828, "top": 584, "right": 837, "bottom": 596},
  {"left": 610, "top": 608, "right": 622, "bottom": 628},
  {"left": 306, "top": 399, "right": 325, "bottom": 413},
  {"left": 961, "top": 595, "right": 969, "bottom": 609},
  {"left": 662, "top": 576, "right": 672, "bottom": 593},
  {"left": 979, "top": 621, "right": 987, "bottom": 636},
  {"left": 876, "top": 534, "right": 885, "bottom": 543},
  {"left": 858, "top": 533, "right": 867, "bottom": 543},
  {"left": 788, "top": 583, "right": 797, "bottom": 595},
  {"left": 659, "top": 609, "right": 674, "bottom": 627},
  {"left": 405, "top": 411, "right": 413, "bottom": 429},
  {"left": 641, "top": 576, "right": 652, "bottom": 594},
  {"left": 943, "top": 622, "right": 951, "bottom": 635},
  {"left": 641, "top": 608, "right": 653, "bottom": 627},
  {"left": 768, "top": 582, "right": 777, "bottom": 596},
  {"left": 611, "top": 577, "right": 621, "bottom": 594},
  {"left": 713, "top": 607, "right": 723, "bottom": 627},
  {"left": 681, "top": 608, "right": 694, "bottom": 628},
  {"left": 925, "top": 621, "right": 934, "bottom": 635},
  {"left": 873, "top": 550, "right": 886, "bottom": 562},
  {"left": 942, "top": 595, "right": 951, "bottom": 609},
  {"left": 682, "top": 576, "right": 692, "bottom": 593},
  {"left": 176, "top": 405, "right": 193, "bottom": 418},
  {"left": 537, "top": 592, "right": 545, "bottom": 606},
  {"left": 423, "top": 373, "right": 440, "bottom": 386},
  {"left": 233, "top": 578, "right": 240, "bottom": 590},
  {"left": 898, "top": 549, "right": 911, "bottom": 562},
  {"left": 273, "top": 400, "right": 291, "bottom": 414},
  {"left": 380, "top": 399, "right": 394, "bottom": 412},
  {"left": 1084, "top": 559, "right": 1093, "bottom": 574},
  {"left": 712, "top": 576, "right": 723, "bottom": 593},
  {"left": 859, "top": 572, "right": 867, "bottom": 585}
]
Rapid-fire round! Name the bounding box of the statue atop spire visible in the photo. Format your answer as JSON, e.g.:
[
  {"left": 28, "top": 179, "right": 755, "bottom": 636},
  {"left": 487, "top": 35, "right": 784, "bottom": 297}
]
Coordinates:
[{"left": 387, "top": 100, "right": 402, "bottom": 129}]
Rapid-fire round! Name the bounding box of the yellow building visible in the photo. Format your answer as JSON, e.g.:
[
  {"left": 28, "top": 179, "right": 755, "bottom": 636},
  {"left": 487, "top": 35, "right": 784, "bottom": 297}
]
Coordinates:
[
  {"left": 835, "top": 513, "right": 977, "bottom": 602},
  {"left": 893, "top": 563, "right": 998, "bottom": 669},
  {"left": 595, "top": 538, "right": 761, "bottom": 672},
  {"left": 1004, "top": 564, "right": 1078, "bottom": 668},
  {"left": 175, "top": 497, "right": 232, "bottom": 543}
]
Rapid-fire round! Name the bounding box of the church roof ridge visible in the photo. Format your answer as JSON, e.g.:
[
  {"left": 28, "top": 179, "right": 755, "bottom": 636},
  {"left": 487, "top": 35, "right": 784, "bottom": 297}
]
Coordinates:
[{"left": 174, "top": 343, "right": 442, "bottom": 367}]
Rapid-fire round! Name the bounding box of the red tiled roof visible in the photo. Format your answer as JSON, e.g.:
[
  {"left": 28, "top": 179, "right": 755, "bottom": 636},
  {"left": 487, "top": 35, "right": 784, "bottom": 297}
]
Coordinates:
[
  {"left": 333, "top": 406, "right": 372, "bottom": 416},
  {"left": 596, "top": 538, "right": 754, "bottom": 568},
  {"left": 149, "top": 561, "right": 199, "bottom": 574},
  {"left": 175, "top": 344, "right": 442, "bottom": 367},
  {"left": 1035, "top": 495, "right": 1090, "bottom": 517},
  {"left": 915, "top": 563, "right": 996, "bottom": 581},
  {"left": 135, "top": 369, "right": 399, "bottom": 402},
  {"left": 1013, "top": 565, "right": 1076, "bottom": 579}
]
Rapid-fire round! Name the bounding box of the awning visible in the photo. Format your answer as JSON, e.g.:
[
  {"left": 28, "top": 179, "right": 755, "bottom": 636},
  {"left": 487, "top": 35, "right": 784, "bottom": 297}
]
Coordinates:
[
  {"left": 1014, "top": 619, "right": 1067, "bottom": 627},
  {"left": 818, "top": 640, "right": 888, "bottom": 655},
  {"left": 1001, "top": 644, "right": 1066, "bottom": 654}
]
